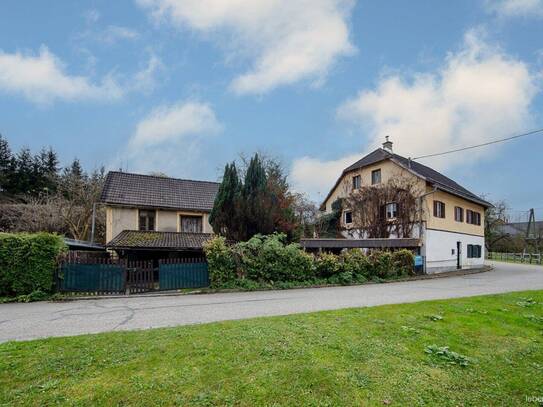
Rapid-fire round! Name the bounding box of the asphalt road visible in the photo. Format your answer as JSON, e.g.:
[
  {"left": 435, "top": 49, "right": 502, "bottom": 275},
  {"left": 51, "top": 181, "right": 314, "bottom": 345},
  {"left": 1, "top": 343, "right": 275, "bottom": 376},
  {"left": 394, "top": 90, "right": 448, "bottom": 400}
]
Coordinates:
[{"left": 1, "top": 261, "right": 542, "bottom": 343}]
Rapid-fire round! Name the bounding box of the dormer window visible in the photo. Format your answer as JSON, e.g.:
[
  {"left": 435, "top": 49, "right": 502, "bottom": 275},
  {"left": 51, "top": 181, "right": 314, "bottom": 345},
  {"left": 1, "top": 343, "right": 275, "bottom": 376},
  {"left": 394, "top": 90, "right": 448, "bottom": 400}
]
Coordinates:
[
  {"left": 138, "top": 210, "right": 156, "bottom": 231},
  {"left": 371, "top": 169, "right": 381, "bottom": 185},
  {"left": 352, "top": 175, "right": 361, "bottom": 190}
]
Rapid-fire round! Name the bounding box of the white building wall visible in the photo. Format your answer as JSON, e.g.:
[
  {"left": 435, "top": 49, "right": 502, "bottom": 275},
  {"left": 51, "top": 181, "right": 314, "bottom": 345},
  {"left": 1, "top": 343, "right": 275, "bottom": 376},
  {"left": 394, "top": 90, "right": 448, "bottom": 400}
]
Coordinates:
[{"left": 424, "top": 229, "right": 484, "bottom": 273}]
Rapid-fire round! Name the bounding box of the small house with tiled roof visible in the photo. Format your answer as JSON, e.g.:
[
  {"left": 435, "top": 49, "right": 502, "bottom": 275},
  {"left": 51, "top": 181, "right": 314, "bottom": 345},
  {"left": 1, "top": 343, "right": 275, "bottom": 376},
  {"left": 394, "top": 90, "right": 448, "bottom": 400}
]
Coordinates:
[{"left": 100, "top": 171, "right": 218, "bottom": 259}]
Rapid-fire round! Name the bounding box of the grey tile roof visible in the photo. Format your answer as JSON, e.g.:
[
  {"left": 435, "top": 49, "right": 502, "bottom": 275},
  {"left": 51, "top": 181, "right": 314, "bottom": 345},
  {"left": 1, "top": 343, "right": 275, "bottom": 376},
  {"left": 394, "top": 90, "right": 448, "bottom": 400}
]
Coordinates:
[
  {"left": 101, "top": 171, "right": 219, "bottom": 211},
  {"left": 106, "top": 230, "right": 214, "bottom": 250},
  {"left": 322, "top": 148, "right": 492, "bottom": 209}
]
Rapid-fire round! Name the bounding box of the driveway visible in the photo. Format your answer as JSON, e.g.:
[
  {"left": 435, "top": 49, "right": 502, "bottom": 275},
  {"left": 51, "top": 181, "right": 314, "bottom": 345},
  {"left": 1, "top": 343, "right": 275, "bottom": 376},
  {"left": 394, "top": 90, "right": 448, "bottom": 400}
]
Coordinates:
[{"left": 1, "top": 261, "right": 542, "bottom": 342}]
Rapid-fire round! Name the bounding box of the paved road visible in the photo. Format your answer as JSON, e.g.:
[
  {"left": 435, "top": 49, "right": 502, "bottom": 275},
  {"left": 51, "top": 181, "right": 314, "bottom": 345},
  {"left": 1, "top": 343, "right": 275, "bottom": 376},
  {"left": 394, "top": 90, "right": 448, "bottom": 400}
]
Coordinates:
[{"left": 1, "top": 261, "right": 542, "bottom": 342}]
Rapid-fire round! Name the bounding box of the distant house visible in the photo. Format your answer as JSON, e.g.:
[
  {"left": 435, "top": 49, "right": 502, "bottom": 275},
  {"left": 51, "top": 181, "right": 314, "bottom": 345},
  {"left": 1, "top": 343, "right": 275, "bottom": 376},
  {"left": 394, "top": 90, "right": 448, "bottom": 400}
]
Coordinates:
[
  {"left": 310, "top": 138, "right": 492, "bottom": 273},
  {"left": 100, "top": 171, "right": 219, "bottom": 260}
]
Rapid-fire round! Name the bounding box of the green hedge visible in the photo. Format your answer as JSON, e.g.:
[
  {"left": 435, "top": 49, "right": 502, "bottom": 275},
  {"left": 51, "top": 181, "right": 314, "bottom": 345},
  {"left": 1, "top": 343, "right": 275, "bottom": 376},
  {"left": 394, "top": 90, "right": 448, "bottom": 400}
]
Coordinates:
[
  {"left": 0, "top": 232, "right": 67, "bottom": 296},
  {"left": 204, "top": 234, "right": 415, "bottom": 289}
]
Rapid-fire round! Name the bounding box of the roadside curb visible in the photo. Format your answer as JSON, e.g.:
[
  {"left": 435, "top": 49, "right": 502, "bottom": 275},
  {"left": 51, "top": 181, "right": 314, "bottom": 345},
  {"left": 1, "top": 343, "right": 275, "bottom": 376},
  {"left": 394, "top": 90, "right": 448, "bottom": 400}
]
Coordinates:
[{"left": 54, "top": 265, "right": 494, "bottom": 302}]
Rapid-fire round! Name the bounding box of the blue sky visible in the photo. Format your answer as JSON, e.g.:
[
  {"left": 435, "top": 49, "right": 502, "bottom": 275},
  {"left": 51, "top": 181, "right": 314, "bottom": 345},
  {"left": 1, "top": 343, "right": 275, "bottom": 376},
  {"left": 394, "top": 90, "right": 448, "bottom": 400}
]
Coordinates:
[{"left": 1, "top": 0, "right": 542, "bottom": 216}]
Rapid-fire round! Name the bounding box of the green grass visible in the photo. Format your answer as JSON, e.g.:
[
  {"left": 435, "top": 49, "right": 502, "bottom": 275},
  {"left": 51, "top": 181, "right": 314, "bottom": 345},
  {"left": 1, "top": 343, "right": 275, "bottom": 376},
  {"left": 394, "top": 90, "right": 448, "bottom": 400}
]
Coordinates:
[{"left": 1, "top": 292, "right": 543, "bottom": 406}]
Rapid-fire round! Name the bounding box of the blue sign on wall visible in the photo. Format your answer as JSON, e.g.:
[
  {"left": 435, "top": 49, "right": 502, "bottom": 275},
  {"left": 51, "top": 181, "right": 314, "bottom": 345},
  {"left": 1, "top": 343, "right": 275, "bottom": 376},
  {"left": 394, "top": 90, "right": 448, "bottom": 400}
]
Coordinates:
[{"left": 414, "top": 255, "right": 423, "bottom": 267}]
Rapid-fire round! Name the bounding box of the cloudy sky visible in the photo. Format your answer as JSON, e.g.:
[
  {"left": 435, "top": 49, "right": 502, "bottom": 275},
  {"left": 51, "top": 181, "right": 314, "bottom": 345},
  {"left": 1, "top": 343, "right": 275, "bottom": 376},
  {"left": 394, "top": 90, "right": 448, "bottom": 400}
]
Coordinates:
[{"left": 1, "top": 0, "right": 542, "bottom": 213}]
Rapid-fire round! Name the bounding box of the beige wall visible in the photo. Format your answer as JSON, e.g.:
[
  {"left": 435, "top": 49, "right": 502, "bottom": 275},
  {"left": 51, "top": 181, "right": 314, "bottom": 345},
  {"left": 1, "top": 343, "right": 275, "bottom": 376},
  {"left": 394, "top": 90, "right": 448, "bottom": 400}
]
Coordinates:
[
  {"left": 321, "top": 158, "right": 485, "bottom": 235},
  {"left": 106, "top": 206, "right": 213, "bottom": 243},
  {"left": 106, "top": 206, "right": 138, "bottom": 243},
  {"left": 423, "top": 189, "right": 485, "bottom": 237}
]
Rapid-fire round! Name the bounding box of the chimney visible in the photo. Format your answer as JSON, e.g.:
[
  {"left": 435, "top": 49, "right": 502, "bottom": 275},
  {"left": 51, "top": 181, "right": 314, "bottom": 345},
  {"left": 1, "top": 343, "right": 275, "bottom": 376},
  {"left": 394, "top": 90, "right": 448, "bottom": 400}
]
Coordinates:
[{"left": 382, "top": 136, "right": 393, "bottom": 153}]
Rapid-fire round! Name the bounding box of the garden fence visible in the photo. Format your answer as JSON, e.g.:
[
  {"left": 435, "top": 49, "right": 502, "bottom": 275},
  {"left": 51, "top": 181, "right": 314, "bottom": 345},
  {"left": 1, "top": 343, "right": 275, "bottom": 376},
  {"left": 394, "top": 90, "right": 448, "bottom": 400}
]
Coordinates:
[{"left": 486, "top": 252, "right": 542, "bottom": 265}]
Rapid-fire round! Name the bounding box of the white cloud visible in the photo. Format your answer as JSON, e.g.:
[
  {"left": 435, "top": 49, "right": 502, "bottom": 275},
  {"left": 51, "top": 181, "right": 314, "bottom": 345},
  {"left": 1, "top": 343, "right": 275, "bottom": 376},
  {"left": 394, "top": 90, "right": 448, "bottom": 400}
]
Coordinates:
[
  {"left": 129, "top": 101, "right": 221, "bottom": 149},
  {"left": 84, "top": 9, "right": 100, "bottom": 24},
  {"left": 290, "top": 30, "right": 539, "bottom": 201},
  {"left": 485, "top": 0, "right": 543, "bottom": 17},
  {"left": 0, "top": 46, "right": 123, "bottom": 105},
  {"left": 136, "top": 0, "right": 355, "bottom": 95},
  {"left": 132, "top": 54, "right": 164, "bottom": 93},
  {"left": 123, "top": 101, "right": 222, "bottom": 175},
  {"left": 94, "top": 25, "right": 140, "bottom": 44}
]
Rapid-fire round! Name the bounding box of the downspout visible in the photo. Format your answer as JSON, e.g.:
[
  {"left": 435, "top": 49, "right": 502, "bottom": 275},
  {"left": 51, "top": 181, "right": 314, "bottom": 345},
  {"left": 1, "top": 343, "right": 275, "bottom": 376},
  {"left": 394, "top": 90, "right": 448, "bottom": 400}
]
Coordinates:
[{"left": 417, "top": 186, "right": 438, "bottom": 241}]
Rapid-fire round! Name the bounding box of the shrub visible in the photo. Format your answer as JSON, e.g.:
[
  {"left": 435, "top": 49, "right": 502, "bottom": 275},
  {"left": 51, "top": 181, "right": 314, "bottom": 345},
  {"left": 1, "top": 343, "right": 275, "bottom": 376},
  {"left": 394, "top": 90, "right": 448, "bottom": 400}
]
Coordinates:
[
  {"left": 236, "top": 234, "right": 315, "bottom": 283},
  {"left": 392, "top": 250, "right": 415, "bottom": 276},
  {"left": 0, "top": 232, "right": 66, "bottom": 296},
  {"left": 203, "top": 236, "right": 237, "bottom": 288},
  {"left": 340, "top": 249, "right": 371, "bottom": 280},
  {"left": 314, "top": 252, "right": 341, "bottom": 278},
  {"left": 368, "top": 251, "right": 395, "bottom": 279}
]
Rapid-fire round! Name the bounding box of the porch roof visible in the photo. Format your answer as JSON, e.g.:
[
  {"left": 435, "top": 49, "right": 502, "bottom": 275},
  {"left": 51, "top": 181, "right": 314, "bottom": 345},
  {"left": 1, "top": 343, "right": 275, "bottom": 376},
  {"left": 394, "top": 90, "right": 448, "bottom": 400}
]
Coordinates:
[
  {"left": 107, "top": 230, "right": 214, "bottom": 251},
  {"left": 300, "top": 238, "right": 421, "bottom": 249}
]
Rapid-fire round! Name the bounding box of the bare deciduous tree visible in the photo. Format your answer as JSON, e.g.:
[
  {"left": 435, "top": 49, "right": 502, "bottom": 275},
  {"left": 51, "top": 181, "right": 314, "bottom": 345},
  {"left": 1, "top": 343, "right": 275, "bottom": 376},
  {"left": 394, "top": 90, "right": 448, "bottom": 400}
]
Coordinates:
[{"left": 343, "top": 177, "right": 420, "bottom": 238}]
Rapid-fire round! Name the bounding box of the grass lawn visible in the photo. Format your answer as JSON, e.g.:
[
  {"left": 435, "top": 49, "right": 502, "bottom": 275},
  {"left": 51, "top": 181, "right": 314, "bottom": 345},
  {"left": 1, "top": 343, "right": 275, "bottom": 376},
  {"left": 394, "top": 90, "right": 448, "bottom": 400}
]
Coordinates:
[{"left": 1, "top": 292, "right": 543, "bottom": 406}]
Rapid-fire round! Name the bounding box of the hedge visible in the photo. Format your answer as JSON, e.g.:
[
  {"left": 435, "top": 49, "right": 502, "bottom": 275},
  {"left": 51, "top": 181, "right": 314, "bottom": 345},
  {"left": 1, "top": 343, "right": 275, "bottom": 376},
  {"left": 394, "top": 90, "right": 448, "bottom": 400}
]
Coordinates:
[
  {"left": 204, "top": 234, "right": 415, "bottom": 289},
  {"left": 0, "top": 232, "right": 67, "bottom": 296}
]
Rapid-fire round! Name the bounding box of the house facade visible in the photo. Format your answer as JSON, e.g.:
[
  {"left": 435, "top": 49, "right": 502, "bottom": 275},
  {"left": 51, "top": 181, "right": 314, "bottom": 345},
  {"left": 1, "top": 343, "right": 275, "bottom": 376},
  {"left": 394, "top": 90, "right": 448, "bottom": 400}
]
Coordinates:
[
  {"left": 101, "top": 171, "right": 219, "bottom": 259},
  {"left": 319, "top": 139, "right": 491, "bottom": 273}
]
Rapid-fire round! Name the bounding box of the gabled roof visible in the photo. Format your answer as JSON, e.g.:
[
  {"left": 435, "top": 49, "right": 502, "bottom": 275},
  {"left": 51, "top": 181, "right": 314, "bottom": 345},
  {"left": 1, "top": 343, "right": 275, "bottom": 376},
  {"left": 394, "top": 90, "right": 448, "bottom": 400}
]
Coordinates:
[
  {"left": 321, "top": 148, "right": 492, "bottom": 210},
  {"left": 101, "top": 171, "right": 219, "bottom": 211},
  {"left": 106, "top": 230, "right": 213, "bottom": 250}
]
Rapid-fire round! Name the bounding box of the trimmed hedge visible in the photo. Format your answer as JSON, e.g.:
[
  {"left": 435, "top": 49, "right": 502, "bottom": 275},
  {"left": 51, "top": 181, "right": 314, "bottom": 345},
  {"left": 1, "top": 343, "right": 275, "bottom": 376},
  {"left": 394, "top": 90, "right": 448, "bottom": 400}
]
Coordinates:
[
  {"left": 204, "top": 234, "right": 415, "bottom": 289},
  {"left": 0, "top": 232, "right": 67, "bottom": 296}
]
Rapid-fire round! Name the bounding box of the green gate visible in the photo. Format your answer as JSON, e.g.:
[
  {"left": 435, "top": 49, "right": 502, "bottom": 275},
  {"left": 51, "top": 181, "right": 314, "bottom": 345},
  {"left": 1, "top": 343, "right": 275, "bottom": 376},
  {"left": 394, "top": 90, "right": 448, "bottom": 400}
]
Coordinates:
[
  {"left": 159, "top": 260, "right": 209, "bottom": 290},
  {"left": 59, "top": 263, "right": 125, "bottom": 294}
]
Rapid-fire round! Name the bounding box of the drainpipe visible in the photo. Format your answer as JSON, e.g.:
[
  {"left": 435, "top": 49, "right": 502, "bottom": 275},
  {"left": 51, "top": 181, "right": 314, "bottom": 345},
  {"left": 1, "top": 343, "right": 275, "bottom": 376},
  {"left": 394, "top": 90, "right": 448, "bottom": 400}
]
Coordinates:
[
  {"left": 417, "top": 186, "right": 438, "bottom": 241},
  {"left": 90, "top": 202, "right": 96, "bottom": 243}
]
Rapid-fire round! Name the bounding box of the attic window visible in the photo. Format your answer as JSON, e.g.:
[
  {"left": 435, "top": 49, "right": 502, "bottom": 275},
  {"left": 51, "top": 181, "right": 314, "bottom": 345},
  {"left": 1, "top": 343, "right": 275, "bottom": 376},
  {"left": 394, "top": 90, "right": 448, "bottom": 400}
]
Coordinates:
[
  {"left": 371, "top": 169, "right": 381, "bottom": 185},
  {"left": 138, "top": 210, "right": 156, "bottom": 231},
  {"left": 344, "top": 211, "right": 353, "bottom": 224},
  {"left": 180, "top": 215, "right": 203, "bottom": 233},
  {"left": 352, "top": 175, "right": 361, "bottom": 190}
]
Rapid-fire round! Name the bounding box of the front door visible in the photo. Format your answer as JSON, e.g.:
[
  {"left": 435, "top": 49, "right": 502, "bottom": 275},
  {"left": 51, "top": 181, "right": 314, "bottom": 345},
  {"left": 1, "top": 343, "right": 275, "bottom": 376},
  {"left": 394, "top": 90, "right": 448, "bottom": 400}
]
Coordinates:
[{"left": 456, "top": 241, "right": 461, "bottom": 269}]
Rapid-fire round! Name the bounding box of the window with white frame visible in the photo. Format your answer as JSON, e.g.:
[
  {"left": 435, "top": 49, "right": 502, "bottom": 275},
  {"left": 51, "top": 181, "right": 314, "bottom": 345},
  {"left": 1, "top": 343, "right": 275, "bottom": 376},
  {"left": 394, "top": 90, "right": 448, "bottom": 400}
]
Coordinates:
[
  {"left": 352, "top": 175, "right": 361, "bottom": 190},
  {"left": 371, "top": 169, "right": 381, "bottom": 185},
  {"left": 138, "top": 210, "right": 155, "bottom": 231},
  {"left": 385, "top": 202, "right": 398, "bottom": 219},
  {"left": 344, "top": 211, "right": 353, "bottom": 224}
]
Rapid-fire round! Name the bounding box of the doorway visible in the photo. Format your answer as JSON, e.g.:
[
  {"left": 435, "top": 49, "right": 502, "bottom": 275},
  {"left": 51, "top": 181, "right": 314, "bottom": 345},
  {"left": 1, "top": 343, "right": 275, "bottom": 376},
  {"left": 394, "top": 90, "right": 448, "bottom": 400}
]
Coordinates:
[{"left": 456, "top": 241, "right": 462, "bottom": 269}]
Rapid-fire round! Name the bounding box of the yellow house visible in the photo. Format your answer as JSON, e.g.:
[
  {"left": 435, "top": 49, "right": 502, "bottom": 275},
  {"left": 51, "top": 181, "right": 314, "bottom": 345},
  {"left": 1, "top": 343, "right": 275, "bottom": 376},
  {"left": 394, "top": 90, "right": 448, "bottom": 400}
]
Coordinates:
[
  {"left": 317, "top": 138, "right": 492, "bottom": 273},
  {"left": 100, "top": 171, "right": 218, "bottom": 260}
]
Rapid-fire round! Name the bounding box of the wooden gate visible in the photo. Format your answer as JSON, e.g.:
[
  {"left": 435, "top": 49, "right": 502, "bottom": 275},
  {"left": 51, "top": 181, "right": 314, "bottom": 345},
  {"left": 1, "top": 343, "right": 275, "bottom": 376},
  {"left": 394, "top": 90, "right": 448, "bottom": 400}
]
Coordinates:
[
  {"left": 159, "top": 258, "right": 209, "bottom": 290},
  {"left": 126, "top": 260, "right": 155, "bottom": 294}
]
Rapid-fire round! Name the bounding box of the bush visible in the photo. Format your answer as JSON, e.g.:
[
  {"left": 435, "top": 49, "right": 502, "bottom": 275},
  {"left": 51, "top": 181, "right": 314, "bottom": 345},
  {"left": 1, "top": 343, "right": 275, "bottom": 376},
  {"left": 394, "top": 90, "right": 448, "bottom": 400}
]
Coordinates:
[
  {"left": 314, "top": 252, "right": 342, "bottom": 278},
  {"left": 236, "top": 234, "right": 315, "bottom": 283},
  {"left": 340, "top": 249, "right": 371, "bottom": 281},
  {"left": 0, "top": 232, "right": 66, "bottom": 296},
  {"left": 368, "top": 251, "right": 395, "bottom": 279},
  {"left": 204, "top": 236, "right": 237, "bottom": 288},
  {"left": 392, "top": 250, "right": 415, "bottom": 276}
]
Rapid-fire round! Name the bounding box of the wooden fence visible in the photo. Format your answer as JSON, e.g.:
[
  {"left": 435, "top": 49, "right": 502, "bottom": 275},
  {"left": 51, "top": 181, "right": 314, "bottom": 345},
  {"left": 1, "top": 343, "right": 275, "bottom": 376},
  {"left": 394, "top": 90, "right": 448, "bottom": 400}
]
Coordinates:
[
  {"left": 57, "top": 254, "right": 209, "bottom": 295},
  {"left": 486, "top": 252, "right": 542, "bottom": 265}
]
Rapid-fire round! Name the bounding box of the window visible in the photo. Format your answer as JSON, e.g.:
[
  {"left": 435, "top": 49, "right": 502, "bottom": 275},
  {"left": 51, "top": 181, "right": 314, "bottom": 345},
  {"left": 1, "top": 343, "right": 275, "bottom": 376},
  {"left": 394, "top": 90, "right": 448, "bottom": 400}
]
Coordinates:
[
  {"left": 433, "top": 201, "right": 446, "bottom": 218},
  {"left": 138, "top": 210, "right": 155, "bottom": 231},
  {"left": 385, "top": 202, "right": 398, "bottom": 219},
  {"left": 352, "top": 175, "right": 361, "bottom": 190},
  {"left": 454, "top": 206, "right": 464, "bottom": 222},
  {"left": 371, "top": 169, "right": 381, "bottom": 185},
  {"left": 180, "top": 215, "right": 203, "bottom": 233},
  {"left": 467, "top": 244, "right": 482, "bottom": 258},
  {"left": 344, "top": 211, "right": 353, "bottom": 224},
  {"left": 466, "top": 210, "right": 481, "bottom": 225}
]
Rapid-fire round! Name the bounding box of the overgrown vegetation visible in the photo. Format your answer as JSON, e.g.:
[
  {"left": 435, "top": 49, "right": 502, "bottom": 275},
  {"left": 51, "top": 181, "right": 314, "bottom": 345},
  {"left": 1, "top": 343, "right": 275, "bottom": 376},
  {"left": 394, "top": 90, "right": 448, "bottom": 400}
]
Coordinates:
[
  {"left": 0, "top": 135, "right": 106, "bottom": 242},
  {"left": 0, "top": 232, "right": 66, "bottom": 296},
  {"left": 1, "top": 291, "right": 542, "bottom": 406},
  {"left": 204, "top": 234, "right": 415, "bottom": 289},
  {"left": 210, "top": 153, "right": 317, "bottom": 242}
]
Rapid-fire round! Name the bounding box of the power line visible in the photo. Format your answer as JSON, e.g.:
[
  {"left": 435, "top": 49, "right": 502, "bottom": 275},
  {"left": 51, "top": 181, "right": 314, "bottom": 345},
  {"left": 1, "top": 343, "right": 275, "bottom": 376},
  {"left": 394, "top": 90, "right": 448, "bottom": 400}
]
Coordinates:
[{"left": 412, "top": 128, "right": 543, "bottom": 160}]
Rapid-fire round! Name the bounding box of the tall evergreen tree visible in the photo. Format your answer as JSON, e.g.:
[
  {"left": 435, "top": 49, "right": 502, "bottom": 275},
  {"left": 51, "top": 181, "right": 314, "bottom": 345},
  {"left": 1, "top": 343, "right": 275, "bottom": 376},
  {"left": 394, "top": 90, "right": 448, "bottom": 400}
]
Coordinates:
[
  {"left": 209, "top": 162, "right": 242, "bottom": 240},
  {"left": 14, "top": 147, "right": 34, "bottom": 194},
  {"left": 242, "top": 154, "right": 269, "bottom": 238},
  {"left": 0, "top": 135, "right": 13, "bottom": 192}
]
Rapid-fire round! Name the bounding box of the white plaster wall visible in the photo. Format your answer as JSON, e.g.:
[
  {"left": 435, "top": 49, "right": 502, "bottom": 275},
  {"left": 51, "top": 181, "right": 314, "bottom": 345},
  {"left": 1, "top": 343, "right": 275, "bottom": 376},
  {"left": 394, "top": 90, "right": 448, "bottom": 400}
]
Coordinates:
[
  {"left": 157, "top": 210, "right": 178, "bottom": 232},
  {"left": 424, "top": 229, "right": 484, "bottom": 273}
]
